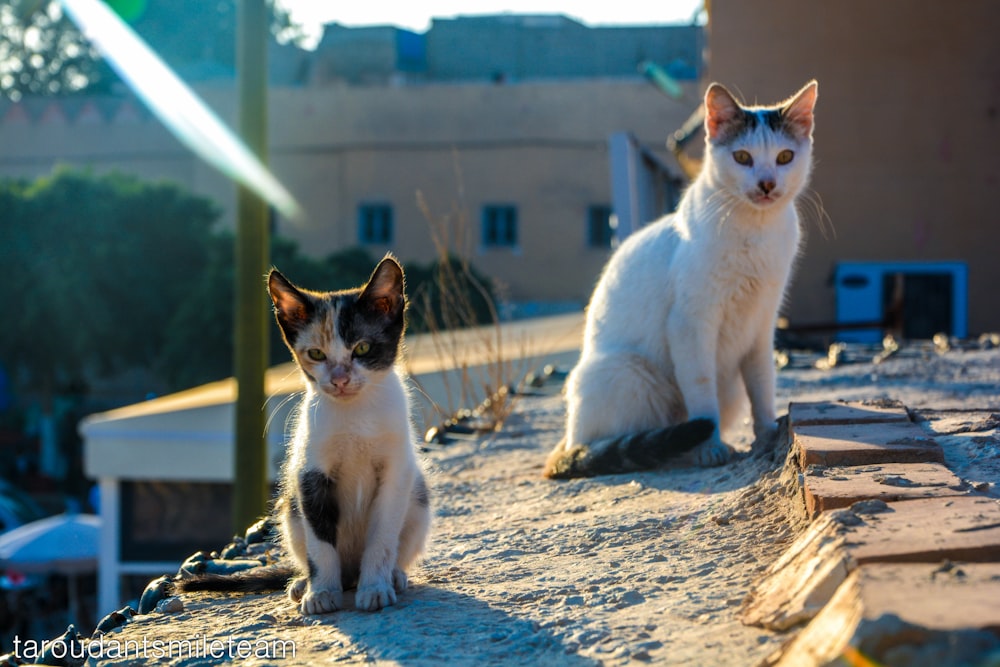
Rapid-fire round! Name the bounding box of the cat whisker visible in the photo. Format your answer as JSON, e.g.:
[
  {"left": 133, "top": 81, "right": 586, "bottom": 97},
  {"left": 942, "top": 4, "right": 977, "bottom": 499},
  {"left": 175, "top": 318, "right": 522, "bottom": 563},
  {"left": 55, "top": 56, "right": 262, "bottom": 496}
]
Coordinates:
[
  {"left": 262, "top": 367, "right": 305, "bottom": 425},
  {"left": 405, "top": 376, "right": 451, "bottom": 425},
  {"left": 266, "top": 390, "right": 305, "bottom": 439},
  {"left": 800, "top": 188, "right": 835, "bottom": 240},
  {"left": 702, "top": 193, "right": 739, "bottom": 237}
]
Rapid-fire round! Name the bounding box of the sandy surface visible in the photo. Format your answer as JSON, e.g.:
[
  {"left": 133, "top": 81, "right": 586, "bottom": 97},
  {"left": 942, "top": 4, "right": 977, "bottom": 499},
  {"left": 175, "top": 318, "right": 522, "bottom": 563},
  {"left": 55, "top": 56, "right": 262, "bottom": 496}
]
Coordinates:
[{"left": 86, "top": 342, "right": 1000, "bottom": 666}]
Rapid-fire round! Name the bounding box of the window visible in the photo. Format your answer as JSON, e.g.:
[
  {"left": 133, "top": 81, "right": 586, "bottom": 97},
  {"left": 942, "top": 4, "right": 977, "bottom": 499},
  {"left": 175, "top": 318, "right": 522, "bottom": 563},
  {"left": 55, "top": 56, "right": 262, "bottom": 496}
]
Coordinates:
[
  {"left": 358, "top": 203, "right": 393, "bottom": 244},
  {"left": 482, "top": 205, "right": 518, "bottom": 248},
  {"left": 587, "top": 205, "right": 614, "bottom": 248}
]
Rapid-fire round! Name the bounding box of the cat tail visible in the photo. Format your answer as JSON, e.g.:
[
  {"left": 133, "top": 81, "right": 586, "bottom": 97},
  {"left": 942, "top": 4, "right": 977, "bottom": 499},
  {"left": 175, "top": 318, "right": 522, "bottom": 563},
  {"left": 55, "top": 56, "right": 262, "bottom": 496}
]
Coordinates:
[
  {"left": 543, "top": 418, "right": 716, "bottom": 479},
  {"left": 175, "top": 564, "right": 296, "bottom": 593}
]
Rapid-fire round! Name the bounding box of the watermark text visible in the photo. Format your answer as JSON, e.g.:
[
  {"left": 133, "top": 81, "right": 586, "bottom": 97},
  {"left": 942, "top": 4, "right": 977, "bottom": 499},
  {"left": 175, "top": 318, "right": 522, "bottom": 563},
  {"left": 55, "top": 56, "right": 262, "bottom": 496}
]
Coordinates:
[{"left": 12, "top": 634, "right": 297, "bottom": 661}]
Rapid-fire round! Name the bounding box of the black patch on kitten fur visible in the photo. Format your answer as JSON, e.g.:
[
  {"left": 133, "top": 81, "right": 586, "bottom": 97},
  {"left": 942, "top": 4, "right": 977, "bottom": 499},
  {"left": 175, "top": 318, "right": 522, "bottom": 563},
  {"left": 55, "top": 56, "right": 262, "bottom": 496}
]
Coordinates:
[
  {"left": 299, "top": 470, "right": 340, "bottom": 547},
  {"left": 335, "top": 291, "right": 405, "bottom": 372}
]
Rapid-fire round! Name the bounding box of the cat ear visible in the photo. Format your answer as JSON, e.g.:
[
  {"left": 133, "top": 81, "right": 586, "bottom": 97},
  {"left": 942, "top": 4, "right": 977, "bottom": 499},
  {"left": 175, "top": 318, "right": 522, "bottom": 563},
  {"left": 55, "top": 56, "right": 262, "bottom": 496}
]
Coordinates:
[
  {"left": 781, "top": 80, "right": 818, "bottom": 140},
  {"left": 268, "top": 269, "right": 314, "bottom": 332},
  {"left": 704, "top": 83, "right": 743, "bottom": 142},
  {"left": 360, "top": 255, "right": 404, "bottom": 317}
]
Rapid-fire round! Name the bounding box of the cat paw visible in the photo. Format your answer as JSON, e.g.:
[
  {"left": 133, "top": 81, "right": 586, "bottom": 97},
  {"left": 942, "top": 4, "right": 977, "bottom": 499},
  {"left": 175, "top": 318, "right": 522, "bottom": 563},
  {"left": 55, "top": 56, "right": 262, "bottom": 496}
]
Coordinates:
[
  {"left": 693, "top": 437, "right": 735, "bottom": 467},
  {"left": 392, "top": 568, "right": 409, "bottom": 593},
  {"left": 299, "top": 588, "right": 344, "bottom": 615},
  {"left": 356, "top": 579, "right": 397, "bottom": 611},
  {"left": 752, "top": 423, "right": 779, "bottom": 454},
  {"left": 287, "top": 577, "right": 307, "bottom": 603}
]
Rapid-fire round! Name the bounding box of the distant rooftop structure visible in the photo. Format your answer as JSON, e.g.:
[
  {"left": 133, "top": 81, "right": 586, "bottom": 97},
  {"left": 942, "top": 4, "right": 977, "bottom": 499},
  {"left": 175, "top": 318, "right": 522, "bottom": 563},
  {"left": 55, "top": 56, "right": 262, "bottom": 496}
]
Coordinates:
[
  {"left": 423, "top": 14, "right": 702, "bottom": 84},
  {"left": 268, "top": 13, "right": 702, "bottom": 87},
  {"left": 307, "top": 24, "right": 428, "bottom": 85}
]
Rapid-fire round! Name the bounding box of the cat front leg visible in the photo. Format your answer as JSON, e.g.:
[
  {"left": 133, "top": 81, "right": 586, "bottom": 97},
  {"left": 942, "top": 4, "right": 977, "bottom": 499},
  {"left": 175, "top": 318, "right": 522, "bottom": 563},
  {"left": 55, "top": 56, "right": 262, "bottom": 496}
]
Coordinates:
[
  {"left": 356, "top": 465, "right": 411, "bottom": 611},
  {"left": 279, "top": 495, "right": 310, "bottom": 603},
  {"left": 297, "top": 470, "right": 345, "bottom": 614},
  {"left": 667, "top": 313, "right": 733, "bottom": 466},
  {"left": 394, "top": 476, "right": 432, "bottom": 593},
  {"left": 300, "top": 532, "right": 344, "bottom": 614},
  {"left": 741, "top": 330, "right": 779, "bottom": 447}
]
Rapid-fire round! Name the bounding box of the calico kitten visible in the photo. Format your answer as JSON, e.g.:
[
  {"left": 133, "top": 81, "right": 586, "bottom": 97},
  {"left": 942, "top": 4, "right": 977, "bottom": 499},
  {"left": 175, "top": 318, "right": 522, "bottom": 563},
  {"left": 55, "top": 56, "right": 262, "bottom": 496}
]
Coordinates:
[
  {"left": 271, "top": 255, "right": 430, "bottom": 613},
  {"left": 182, "top": 256, "right": 431, "bottom": 613},
  {"left": 544, "top": 81, "right": 818, "bottom": 479}
]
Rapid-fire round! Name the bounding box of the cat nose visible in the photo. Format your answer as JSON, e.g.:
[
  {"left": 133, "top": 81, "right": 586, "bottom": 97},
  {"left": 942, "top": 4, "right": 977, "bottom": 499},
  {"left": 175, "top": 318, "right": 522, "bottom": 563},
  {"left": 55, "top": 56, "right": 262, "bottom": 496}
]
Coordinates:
[
  {"left": 330, "top": 366, "right": 351, "bottom": 388},
  {"left": 758, "top": 179, "right": 776, "bottom": 194}
]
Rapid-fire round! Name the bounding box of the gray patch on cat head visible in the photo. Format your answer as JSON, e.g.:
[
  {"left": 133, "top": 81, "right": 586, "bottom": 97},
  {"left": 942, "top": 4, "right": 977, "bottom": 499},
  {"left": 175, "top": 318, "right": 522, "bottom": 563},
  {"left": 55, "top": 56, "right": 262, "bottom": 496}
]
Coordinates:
[
  {"left": 745, "top": 109, "right": 785, "bottom": 134},
  {"left": 715, "top": 108, "right": 797, "bottom": 146}
]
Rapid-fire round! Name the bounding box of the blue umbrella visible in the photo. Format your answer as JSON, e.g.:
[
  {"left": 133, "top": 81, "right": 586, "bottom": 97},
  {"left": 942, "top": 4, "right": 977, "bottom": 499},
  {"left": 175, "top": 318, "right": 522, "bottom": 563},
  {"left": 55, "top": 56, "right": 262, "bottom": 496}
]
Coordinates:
[
  {"left": 0, "top": 513, "right": 100, "bottom": 575},
  {"left": 0, "top": 513, "right": 101, "bottom": 626}
]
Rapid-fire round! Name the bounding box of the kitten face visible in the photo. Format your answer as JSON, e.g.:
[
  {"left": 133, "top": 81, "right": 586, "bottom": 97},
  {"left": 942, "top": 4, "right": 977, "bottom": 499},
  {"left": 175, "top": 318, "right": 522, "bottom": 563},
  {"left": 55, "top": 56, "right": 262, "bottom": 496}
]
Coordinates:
[
  {"left": 704, "top": 81, "right": 818, "bottom": 211},
  {"left": 268, "top": 257, "right": 406, "bottom": 401}
]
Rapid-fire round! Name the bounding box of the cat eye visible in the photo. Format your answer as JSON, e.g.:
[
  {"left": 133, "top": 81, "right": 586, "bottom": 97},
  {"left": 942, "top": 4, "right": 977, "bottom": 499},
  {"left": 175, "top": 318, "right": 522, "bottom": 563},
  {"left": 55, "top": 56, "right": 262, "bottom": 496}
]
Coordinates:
[
  {"left": 776, "top": 150, "right": 795, "bottom": 165},
  {"left": 306, "top": 348, "right": 326, "bottom": 362},
  {"left": 353, "top": 341, "right": 372, "bottom": 357},
  {"left": 732, "top": 150, "right": 753, "bottom": 166}
]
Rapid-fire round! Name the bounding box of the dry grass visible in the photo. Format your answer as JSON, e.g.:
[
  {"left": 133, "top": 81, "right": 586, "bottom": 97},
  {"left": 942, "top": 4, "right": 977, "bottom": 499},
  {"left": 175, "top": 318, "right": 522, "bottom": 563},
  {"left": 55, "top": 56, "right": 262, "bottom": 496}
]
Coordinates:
[{"left": 406, "top": 182, "right": 529, "bottom": 438}]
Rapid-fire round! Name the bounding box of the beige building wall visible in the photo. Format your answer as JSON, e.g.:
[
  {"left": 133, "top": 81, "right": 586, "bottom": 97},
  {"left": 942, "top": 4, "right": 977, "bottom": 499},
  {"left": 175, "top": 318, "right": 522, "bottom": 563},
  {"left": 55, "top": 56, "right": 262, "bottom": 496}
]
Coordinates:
[
  {"left": 0, "top": 79, "right": 698, "bottom": 307},
  {"left": 707, "top": 0, "right": 1000, "bottom": 335}
]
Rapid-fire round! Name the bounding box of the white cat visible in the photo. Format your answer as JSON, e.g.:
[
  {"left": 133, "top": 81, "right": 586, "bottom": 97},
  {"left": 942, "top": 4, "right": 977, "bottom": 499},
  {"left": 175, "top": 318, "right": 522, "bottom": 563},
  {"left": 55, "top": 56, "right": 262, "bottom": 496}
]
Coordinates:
[{"left": 545, "top": 81, "right": 818, "bottom": 479}]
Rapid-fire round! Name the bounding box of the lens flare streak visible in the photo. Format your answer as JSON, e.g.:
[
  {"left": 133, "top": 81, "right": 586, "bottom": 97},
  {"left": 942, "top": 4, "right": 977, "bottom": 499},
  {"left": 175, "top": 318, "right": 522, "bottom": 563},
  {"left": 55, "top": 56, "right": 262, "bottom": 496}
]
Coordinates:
[{"left": 60, "top": 0, "right": 302, "bottom": 221}]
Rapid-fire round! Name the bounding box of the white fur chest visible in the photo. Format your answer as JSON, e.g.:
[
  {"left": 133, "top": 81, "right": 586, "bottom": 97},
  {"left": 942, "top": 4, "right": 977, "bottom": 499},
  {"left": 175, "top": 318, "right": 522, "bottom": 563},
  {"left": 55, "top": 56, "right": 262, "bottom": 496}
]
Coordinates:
[
  {"left": 701, "top": 213, "right": 797, "bottom": 307},
  {"left": 293, "top": 369, "right": 412, "bottom": 476},
  {"left": 692, "top": 211, "right": 798, "bottom": 340}
]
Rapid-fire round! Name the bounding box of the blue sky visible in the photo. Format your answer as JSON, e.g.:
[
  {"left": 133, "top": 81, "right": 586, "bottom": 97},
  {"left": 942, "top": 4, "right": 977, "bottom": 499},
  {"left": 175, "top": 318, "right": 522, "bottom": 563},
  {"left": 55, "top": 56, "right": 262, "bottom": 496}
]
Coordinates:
[{"left": 282, "top": 0, "right": 704, "bottom": 44}]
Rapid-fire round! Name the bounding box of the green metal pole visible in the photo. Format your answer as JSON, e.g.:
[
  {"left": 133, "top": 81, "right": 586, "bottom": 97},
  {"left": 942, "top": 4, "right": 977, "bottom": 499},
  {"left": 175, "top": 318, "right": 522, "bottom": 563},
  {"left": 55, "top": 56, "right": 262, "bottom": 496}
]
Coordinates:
[{"left": 233, "top": 0, "right": 270, "bottom": 534}]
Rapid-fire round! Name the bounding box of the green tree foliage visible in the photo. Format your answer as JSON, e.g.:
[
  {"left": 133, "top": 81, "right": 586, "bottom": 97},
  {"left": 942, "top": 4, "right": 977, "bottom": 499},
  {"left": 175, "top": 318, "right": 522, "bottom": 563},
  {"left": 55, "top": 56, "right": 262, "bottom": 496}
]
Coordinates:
[
  {"left": 0, "top": 2, "right": 113, "bottom": 100},
  {"left": 124, "top": 0, "right": 301, "bottom": 78},
  {"left": 0, "top": 167, "right": 500, "bottom": 402},
  {"left": 0, "top": 166, "right": 221, "bottom": 397},
  {"left": 406, "top": 257, "right": 498, "bottom": 333},
  {"left": 0, "top": 0, "right": 301, "bottom": 101}
]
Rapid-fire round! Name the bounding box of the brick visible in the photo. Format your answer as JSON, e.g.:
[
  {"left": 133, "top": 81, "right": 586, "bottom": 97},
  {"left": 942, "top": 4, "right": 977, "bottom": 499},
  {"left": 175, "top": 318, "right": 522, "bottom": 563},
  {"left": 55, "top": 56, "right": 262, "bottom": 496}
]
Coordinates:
[
  {"left": 743, "top": 496, "right": 1000, "bottom": 634},
  {"left": 847, "top": 495, "right": 1000, "bottom": 564},
  {"left": 741, "top": 512, "right": 852, "bottom": 631},
  {"left": 770, "top": 563, "right": 1000, "bottom": 666},
  {"left": 794, "top": 420, "right": 944, "bottom": 468},
  {"left": 801, "top": 462, "right": 967, "bottom": 516},
  {"left": 851, "top": 563, "right": 1000, "bottom": 633},
  {"left": 789, "top": 400, "right": 910, "bottom": 428}
]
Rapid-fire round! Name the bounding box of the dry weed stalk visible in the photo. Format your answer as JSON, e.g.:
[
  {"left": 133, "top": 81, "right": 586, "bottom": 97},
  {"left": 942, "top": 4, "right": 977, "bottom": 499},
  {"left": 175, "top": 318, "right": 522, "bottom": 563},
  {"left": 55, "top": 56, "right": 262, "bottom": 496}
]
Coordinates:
[{"left": 408, "top": 185, "right": 529, "bottom": 437}]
